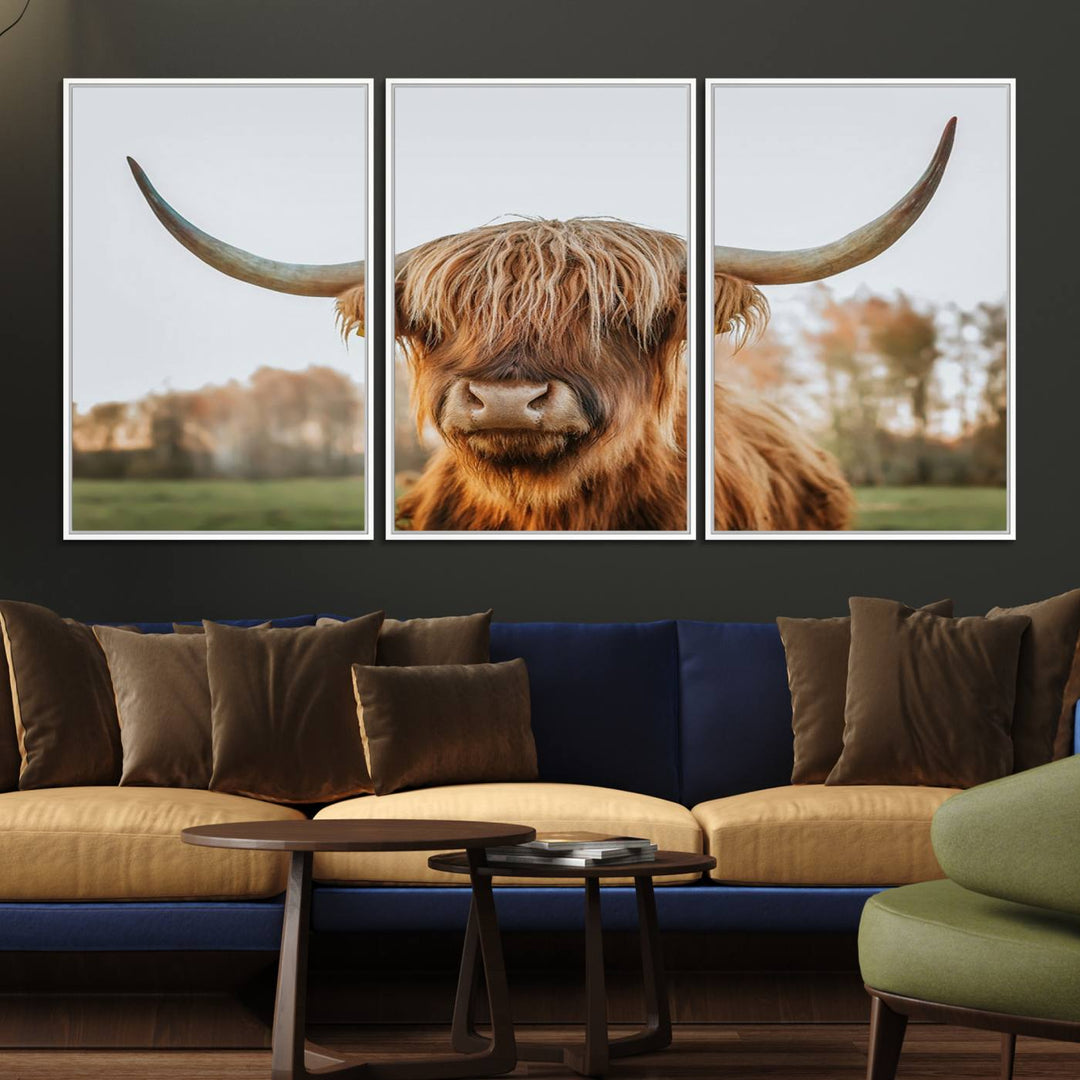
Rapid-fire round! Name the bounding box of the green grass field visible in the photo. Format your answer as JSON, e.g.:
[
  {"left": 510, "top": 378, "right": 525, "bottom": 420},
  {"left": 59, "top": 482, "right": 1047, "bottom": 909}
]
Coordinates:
[
  {"left": 72, "top": 477, "right": 365, "bottom": 532},
  {"left": 392, "top": 482, "right": 1007, "bottom": 533},
  {"left": 853, "top": 486, "right": 1007, "bottom": 532},
  {"left": 78, "top": 477, "right": 998, "bottom": 534}
]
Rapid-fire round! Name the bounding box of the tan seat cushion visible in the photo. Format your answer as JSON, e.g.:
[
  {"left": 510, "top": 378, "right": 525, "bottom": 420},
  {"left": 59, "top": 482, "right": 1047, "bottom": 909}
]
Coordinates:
[
  {"left": 314, "top": 782, "right": 702, "bottom": 886},
  {"left": 0, "top": 787, "right": 305, "bottom": 900},
  {"left": 693, "top": 784, "right": 959, "bottom": 886}
]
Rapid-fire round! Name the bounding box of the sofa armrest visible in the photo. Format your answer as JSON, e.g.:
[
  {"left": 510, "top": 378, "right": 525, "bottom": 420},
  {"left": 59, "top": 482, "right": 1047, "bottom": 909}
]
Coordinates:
[{"left": 931, "top": 755, "right": 1080, "bottom": 916}]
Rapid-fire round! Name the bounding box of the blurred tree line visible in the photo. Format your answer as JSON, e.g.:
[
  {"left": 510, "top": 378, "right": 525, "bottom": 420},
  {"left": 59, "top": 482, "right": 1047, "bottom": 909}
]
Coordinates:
[
  {"left": 73, "top": 366, "right": 364, "bottom": 481},
  {"left": 721, "top": 287, "right": 1007, "bottom": 487}
]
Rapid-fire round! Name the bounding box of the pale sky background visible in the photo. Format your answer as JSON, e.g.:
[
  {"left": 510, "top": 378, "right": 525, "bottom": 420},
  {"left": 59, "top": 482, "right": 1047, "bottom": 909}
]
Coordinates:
[
  {"left": 392, "top": 83, "right": 691, "bottom": 249},
  {"left": 713, "top": 83, "right": 1010, "bottom": 440},
  {"left": 712, "top": 83, "right": 1010, "bottom": 308},
  {"left": 70, "top": 83, "right": 368, "bottom": 410}
]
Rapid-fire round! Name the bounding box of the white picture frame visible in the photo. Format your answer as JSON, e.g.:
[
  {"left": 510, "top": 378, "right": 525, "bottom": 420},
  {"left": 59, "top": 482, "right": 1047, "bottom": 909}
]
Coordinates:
[
  {"left": 705, "top": 78, "right": 1015, "bottom": 541},
  {"left": 385, "top": 78, "right": 697, "bottom": 540},
  {"left": 63, "top": 78, "right": 374, "bottom": 540}
]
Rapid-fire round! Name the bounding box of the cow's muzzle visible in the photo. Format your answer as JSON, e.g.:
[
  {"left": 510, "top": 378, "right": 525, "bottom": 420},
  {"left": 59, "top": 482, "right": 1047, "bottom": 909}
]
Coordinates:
[{"left": 442, "top": 379, "right": 590, "bottom": 436}]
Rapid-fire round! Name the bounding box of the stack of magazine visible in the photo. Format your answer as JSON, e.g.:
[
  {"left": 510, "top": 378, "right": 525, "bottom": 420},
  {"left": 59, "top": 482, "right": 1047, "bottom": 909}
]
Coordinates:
[{"left": 485, "top": 832, "right": 657, "bottom": 868}]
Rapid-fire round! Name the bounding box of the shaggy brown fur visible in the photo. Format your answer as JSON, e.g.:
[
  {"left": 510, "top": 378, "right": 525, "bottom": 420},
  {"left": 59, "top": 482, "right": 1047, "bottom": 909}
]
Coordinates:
[
  {"left": 336, "top": 218, "right": 854, "bottom": 532},
  {"left": 709, "top": 271, "right": 853, "bottom": 530},
  {"left": 714, "top": 380, "right": 855, "bottom": 530},
  {"left": 713, "top": 270, "right": 770, "bottom": 347},
  {"left": 390, "top": 218, "right": 689, "bottom": 532}
]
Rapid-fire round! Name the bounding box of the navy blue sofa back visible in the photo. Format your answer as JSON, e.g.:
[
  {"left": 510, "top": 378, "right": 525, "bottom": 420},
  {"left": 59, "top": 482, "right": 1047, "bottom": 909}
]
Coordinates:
[
  {"left": 126, "top": 615, "right": 317, "bottom": 634},
  {"left": 490, "top": 619, "right": 795, "bottom": 807},
  {"left": 676, "top": 621, "right": 794, "bottom": 806},
  {"left": 490, "top": 620, "right": 681, "bottom": 802}
]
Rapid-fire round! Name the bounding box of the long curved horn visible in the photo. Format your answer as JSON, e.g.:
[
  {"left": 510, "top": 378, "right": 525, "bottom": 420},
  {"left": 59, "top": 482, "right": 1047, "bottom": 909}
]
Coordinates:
[
  {"left": 127, "top": 157, "right": 365, "bottom": 297},
  {"left": 714, "top": 118, "right": 956, "bottom": 285}
]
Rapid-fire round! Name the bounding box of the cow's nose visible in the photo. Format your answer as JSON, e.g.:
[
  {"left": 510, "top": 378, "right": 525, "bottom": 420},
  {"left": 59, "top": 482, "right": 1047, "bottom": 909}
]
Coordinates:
[
  {"left": 442, "top": 378, "right": 590, "bottom": 436},
  {"left": 466, "top": 380, "right": 551, "bottom": 429}
]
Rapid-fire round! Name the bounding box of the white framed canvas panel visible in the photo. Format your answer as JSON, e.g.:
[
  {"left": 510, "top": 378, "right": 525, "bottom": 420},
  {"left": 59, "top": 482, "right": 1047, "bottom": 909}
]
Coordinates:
[
  {"left": 63, "top": 78, "right": 374, "bottom": 540},
  {"left": 705, "top": 79, "right": 1015, "bottom": 540},
  {"left": 386, "top": 78, "right": 696, "bottom": 540}
]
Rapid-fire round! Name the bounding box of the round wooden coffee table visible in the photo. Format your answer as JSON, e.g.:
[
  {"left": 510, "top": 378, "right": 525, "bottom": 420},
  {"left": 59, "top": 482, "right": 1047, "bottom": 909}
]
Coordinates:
[
  {"left": 183, "top": 819, "right": 535, "bottom": 1080},
  {"left": 429, "top": 848, "right": 716, "bottom": 1078}
]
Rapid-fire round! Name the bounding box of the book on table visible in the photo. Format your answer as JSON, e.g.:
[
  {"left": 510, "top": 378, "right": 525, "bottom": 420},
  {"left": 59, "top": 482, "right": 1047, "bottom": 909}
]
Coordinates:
[{"left": 483, "top": 832, "right": 657, "bottom": 867}]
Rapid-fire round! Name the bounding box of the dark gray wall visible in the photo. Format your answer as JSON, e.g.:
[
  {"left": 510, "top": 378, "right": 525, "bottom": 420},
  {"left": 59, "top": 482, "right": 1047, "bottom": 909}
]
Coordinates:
[{"left": 0, "top": 0, "right": 1074, "bottom": 622}]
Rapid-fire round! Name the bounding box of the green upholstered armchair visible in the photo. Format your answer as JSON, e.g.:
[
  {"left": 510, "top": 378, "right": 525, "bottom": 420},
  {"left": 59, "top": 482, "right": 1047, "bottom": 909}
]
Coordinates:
[{"left": 859, "top": 755, "right": 1080, "bottom": 1080}]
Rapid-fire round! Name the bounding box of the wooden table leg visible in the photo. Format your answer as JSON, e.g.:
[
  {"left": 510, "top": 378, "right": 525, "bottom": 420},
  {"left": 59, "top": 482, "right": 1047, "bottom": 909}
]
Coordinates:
[
  {"left": 516, "top": 876, "right": 673, "bottom": 1076},
  {"left": 461, "top": 850, "right": 517, "bottom": 1074},
  {"left": 272, "top": 849, "right": 515, "bottom": 1080},
  {"left": 562, "top": 877, "right": 609, "bottom": 1077},
  {"left": 349, "top": 853, "right": 517, "bottom": 1080},
  {"left": 449, "top": 898, "right": 487, "bottom": 1054},
  {"left": 272, "top": 851, "right": 319, "bottom": 1080},
  {"left": 609, "top": 876, "right": 671, "bottom": 1058}
]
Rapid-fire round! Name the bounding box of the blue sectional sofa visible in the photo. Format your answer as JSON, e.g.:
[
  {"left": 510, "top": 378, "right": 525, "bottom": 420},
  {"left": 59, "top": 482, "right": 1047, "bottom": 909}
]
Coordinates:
[{"left": 3, "top": 616, "right": 1066, "bottom": 953}]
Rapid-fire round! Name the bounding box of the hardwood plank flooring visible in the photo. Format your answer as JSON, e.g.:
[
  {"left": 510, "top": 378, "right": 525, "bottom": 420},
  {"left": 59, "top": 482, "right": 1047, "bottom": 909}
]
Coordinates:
[{"left": 1, "top": 1024, "right": 1079, "bottom": 1079}]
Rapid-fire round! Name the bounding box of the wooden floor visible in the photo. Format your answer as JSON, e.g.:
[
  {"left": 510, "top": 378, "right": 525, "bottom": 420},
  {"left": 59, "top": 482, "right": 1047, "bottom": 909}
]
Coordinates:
[{"left": 2, "top": 1024, "right": 1080, "bottom": 1079}]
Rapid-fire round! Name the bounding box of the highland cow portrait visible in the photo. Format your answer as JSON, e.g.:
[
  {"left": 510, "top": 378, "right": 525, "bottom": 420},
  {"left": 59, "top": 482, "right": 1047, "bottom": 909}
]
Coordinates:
[
  {"left": 64, "top": 80, "right": 372, "bottom": 538},
  {"left": 708, "top": 81, "right": 1012, "bottom": 537},
  {"left": 387, "top": 80, "right": 697, "bottom": 537}
]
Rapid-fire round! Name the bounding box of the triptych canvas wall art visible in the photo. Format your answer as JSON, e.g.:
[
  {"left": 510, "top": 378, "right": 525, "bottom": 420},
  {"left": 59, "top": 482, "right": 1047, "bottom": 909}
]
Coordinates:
[{"left": 63, "top": 78, "right": 1013, "bottom": 541}]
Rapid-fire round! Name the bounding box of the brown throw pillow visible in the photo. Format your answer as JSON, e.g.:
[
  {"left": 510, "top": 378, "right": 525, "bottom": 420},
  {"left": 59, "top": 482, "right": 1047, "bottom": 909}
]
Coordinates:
[
  {"left": 0, "top": 601, "right": 121, "bottom": 788},
  {"left": 317, "top": 611, "right": 492, "bottom": 666},
  {"left": 173, "top": 621, "right": 271, "bottom": 634},
  {"left": 93, "top": 626, "right": 212, "bottom": 788},
  {"left": 0, "top": 646, "right": 19, "bottom": 792},
  {"left": 207, "top": 613, "right": 384, "bottom": 803},
  {"left": 987, "top": 589, "right": 1080, "bottom": 772},
  {"left": 352, "top": 659, "right": 537, "bottom": 796},
  {"left": 827, "top": 598, "right": 1029, "bottom": 788},
  {"left": 778, "top": 599, "right": 954, "bottom": 784}
]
